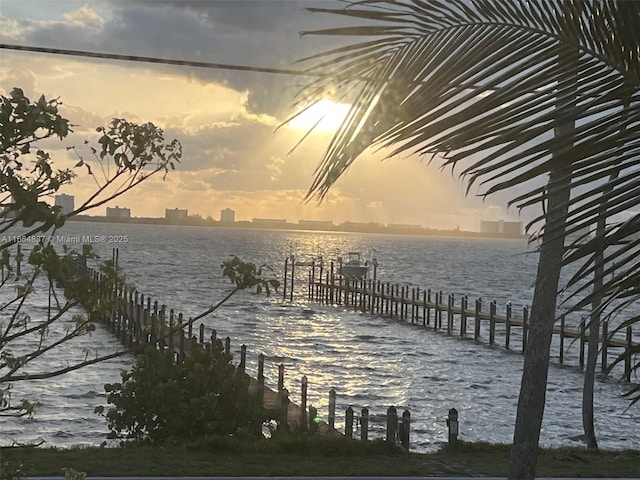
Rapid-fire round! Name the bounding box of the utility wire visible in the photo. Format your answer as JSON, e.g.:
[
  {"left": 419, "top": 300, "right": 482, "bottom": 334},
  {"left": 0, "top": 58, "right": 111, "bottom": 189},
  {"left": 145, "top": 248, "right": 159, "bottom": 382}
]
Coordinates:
[{"left": 0, "top": 43, "right": 326, "bottom": 78}]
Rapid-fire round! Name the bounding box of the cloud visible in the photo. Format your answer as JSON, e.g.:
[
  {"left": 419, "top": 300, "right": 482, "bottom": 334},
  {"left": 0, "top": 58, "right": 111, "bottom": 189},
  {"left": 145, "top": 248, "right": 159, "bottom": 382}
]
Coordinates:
[{"left": 63, "top": 5, "right": 104, "bottom": 29}]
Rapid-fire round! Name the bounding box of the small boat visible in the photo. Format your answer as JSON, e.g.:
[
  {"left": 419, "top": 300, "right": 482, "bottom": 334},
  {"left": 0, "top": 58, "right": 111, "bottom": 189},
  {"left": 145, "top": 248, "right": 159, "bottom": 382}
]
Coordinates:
[{"left": 340, "top": 252, "right": 369, "bottom": 279}]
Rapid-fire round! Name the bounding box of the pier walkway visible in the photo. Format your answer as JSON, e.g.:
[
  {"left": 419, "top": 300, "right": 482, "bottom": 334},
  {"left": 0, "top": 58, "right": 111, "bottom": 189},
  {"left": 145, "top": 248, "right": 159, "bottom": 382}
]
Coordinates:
[{"left": 291, "top": 259, "right": 638, "bottom": 382}]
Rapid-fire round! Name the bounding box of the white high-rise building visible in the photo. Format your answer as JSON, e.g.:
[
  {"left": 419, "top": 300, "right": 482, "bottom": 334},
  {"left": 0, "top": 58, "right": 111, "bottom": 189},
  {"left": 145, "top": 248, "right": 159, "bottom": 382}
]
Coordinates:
[
  {"left": 220, "top": 208, "right": 235, "bottom": 223},
  {"left": 55, "top": 194, "right": 74, "bottom": 215}
]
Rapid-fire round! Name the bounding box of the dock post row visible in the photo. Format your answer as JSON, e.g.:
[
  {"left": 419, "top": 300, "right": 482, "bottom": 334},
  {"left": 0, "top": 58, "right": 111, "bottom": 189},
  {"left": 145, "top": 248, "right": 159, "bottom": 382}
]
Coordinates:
[{"left": 285, "top": 258, "right": 638, "bottom": 382}]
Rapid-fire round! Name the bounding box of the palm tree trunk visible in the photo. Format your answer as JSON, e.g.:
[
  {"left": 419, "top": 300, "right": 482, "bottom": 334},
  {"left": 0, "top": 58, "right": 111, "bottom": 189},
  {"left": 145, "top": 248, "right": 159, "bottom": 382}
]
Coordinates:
[
  {"left": 509, "top": 42, "right": 577, "bottom": 479},
  {"left": 583, "top": 224, "right": 603, "bottom": 449},
  {"left": 583, "top": 100, "right": 626, "bottom": 447}
]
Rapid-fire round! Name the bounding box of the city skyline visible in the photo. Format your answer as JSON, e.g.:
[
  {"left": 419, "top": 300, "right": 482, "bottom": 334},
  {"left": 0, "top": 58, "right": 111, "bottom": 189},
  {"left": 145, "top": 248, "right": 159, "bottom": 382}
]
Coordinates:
[{"left": 3, "top": 1, "right": 533, "bottom": 232}]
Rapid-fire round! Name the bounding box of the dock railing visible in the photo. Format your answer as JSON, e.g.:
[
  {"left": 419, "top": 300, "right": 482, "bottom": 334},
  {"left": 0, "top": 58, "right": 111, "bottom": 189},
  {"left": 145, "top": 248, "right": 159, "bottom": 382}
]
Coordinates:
[{"left": 294, "top": 258, "right": 638, "bottom": 382}]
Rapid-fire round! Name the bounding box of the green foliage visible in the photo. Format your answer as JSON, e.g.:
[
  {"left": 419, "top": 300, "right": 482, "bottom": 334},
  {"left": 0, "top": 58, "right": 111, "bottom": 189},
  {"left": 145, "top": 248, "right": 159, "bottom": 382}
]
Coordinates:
[
  {"left": 0, "top": 454, "right": 24, "bottom": 480},
  {"left": 1, "top": 88, "right": 73, "bottom": 233},
  {"left": 0, "top": 86, "right": 181, "bottom": 424},
  {"left": 221, "top": 255, "right": 280, "bottom": 294},
  {"left": 97, "top": 345, "right": 267, "bottom": 444}
]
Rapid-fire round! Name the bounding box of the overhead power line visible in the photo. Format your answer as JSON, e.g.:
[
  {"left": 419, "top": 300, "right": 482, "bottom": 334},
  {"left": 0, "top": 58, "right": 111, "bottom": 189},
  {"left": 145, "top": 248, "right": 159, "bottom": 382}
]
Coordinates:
[{"left": 0, "top": 43, "right": 323, "bottom": 78}]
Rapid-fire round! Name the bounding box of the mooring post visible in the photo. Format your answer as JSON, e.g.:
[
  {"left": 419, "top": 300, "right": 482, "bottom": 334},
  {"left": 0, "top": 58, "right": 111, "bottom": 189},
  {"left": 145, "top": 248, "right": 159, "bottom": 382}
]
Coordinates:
[
  {"left": 505, "top": 301, "right": 512, "bottom": 350},
  {"left": 386, "top": 406, "right": 398, "bottom": 443},
  {"left": 239, "top": 344, "right": 247, "bottom": 371},
  {"left": 400, "top": 410, "right": 411, "bottom": 450},
  {"left": 522, "top": 306, "right": 529, "bottom": 352},
  {"left": 601, "top": 321, "right": 609, "bottom": 371},
  {"left": 257, "top": 353, "right": 265, "bottom": 404},
  {"left": 283, "top": 256, "right": 288, "bottom": 301},
  {"left": 361, "top": 407, "right": 369, "bottom": 441},
  {"left": 225, "top": 336, "right": 231, "bottom": 357},
  {"left": 290, "top": 257, "right": 295, "bottom": 302},
  {"left": 328, "top": 388, "right": 336, "bottom": 429},
  {"left": 447, "top": 294, "right": 454, "bottom": 334},
  {"left": 301, "top": 375, "right": 308, "bottom": 429},
  {"left": 560, "top": 314, "right": 566, "bottom": 364},
  {"left": 199, "top": 323, "right": 205, "bottom": 344},
  {"left": 460, "top": 295, "right": 468, "bottom": 337},
  {"left": 625, "top": 326, "right": 632, "bottom": 382},
  {"left": 474, "top": 298, "right": 482, "bottom": 340},
  {"left": 168, "top": 309, "right": 175, "bottom": 348},
  {"left": 580, "top": 318, "right": 586, "bottom": 369},
  {"left": 345, "top": 406, "right": 354, "bottom": 438},
  {"left": 278, "top": 363, "right": 285, "bottom": 392},
  {"left": 447, "top": 408, "right": 459, "bottom": 444},
  {"left": 489, "top": 301, "right": 496, "bottom": 346},
  {"left": 16, "top": 244, "right": 21, "bottom": 276}
]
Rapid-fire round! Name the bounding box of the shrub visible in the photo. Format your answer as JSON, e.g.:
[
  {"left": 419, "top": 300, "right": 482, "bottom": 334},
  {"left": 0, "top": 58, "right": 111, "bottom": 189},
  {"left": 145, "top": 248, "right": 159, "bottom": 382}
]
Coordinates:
[{"left": 97, "top": 343, "right": 267, "bottom": 444}]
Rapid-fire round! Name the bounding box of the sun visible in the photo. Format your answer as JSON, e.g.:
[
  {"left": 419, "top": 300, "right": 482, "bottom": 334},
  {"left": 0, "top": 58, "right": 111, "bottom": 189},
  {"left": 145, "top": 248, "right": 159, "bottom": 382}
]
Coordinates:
[{"left": 287, "top": 99, "right": 351, "bottom": 132}]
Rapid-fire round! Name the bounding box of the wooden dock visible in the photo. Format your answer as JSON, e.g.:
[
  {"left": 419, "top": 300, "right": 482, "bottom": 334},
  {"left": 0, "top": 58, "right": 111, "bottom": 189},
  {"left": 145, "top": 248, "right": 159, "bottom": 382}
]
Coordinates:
[
  {"left": 66, "top": 253, "right": 313, "bottom": 431},
  {"left": 296, "top": 259, "right": 638, "bottom": 382}
]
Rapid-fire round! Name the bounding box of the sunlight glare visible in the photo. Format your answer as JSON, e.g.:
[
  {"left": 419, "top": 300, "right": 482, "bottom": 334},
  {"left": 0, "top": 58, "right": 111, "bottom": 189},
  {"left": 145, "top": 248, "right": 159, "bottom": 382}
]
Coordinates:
[{"left": 288, "top": 99, "right": 350, "bottom": 132}]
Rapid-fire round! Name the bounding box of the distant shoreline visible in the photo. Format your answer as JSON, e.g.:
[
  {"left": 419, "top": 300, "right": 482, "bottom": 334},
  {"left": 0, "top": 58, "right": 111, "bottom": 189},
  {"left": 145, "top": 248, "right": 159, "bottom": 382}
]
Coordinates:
[{"left": 67, "top": 215, "right": 529, "bottom": 241}]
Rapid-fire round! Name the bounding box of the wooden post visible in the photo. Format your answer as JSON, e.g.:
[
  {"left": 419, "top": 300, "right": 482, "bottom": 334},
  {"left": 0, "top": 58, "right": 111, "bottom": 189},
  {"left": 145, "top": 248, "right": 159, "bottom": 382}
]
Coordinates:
[
  {"left": 559, "top": 315, "right": 566, "bottom": 364},
  {"left": 447, "top": 294, "right": 454, "bottom": 334},
  {"left": 386, "top": 406, "right": 398, "bottom": 443},
  {"left": 283, "top": 256, "right": 288, "bottom": 301},
  {"left": 345, "top": 406, "right": 354, "bottom": 438},
  {"left": 168, "top": 309, "right": 175, "bottom": 349},
  {"left": 179, "top": 329, "right": 185, "bottom": 364},
  {"left": 278, "top": 363, "right": 285, "bottom": 392},
  {"left": 290, "top": 258, "right": 295, "bottom": 302},
  {"left": 301, "top": 375, "right": 308, "bottom": 430},
  {"left": 308, "top": 268, "right": 312, "bottom": 301},
  {"left": 361, "top": 407, "right": 369, "bottom": 441},
  {"left": 474, "top": 298, "right": 482, "bottom": 341},
  {"left": 422, "top": 289, "right": 427, "bottom": 326},
  {"left": 257, "top": 353, "right": 265, "bottom": 404},
  {"left": 447, "top": 408, "right": 459, "bottom": 444},
  {"left": 330, "top": 261, "right": 335, "bottom": 304},
  {"left": 239, "top": 344, "right": 247, "bottom": 371},
  {"left": 579, "top": 318, "right": 586, "bottom": 369},
  {"left": 460, "top": 295, "right": 468, "bottom": 337},
  {"left": 225, "top": 336, "right": 231, "bottom": 357},
  {"left": 16, "top": 244, "right": 21, "bottom": 276},
  {"left": 522, "top": 306, "right": 529, "bottom": 352},
  {"left": 400, "top": 410, "right": 410, "bottom": 450},
  {"left": 328, "top": 388, "right": 336, "bottom": 429},
  {"left": 505, "top": 302, "right": 512, "bottom": 350},
  {"left": 199, "top": 323, "right": 205, "bottom": 344},
  {"left": 489, "top": 301, "right": 496, "bottom": 346},
  {"left": 437, "top": 291, "right": 444, "bottom": 329}
]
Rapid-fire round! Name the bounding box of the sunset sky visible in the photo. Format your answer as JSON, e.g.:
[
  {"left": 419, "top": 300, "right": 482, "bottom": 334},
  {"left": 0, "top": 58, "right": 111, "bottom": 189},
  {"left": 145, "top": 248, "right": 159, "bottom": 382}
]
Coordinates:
[{"left": 0, "top": 0, "right": 530, "bottom": 231}]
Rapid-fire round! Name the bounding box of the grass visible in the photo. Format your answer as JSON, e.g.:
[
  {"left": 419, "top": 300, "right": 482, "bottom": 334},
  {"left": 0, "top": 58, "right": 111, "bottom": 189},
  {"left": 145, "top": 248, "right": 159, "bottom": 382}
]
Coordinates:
[{"left": 2, "top": 437, "right": 640, "bottom": 478}]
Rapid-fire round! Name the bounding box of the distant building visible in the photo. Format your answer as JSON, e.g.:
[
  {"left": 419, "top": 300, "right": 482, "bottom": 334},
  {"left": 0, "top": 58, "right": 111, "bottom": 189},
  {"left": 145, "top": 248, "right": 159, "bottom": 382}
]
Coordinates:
[
  {"left": 298, "top": 220, "right": 334, "bottom": 229},
  {"left": 220, "top": 208, "right": 235, "bottom": 223},
  {"left": 388, "top": 223, "right": 424, "bottom": 231},
  {"left": 252, "top": 218, "right": 287, "bottom": 225},
  {"left": 165, "top": 208, "right": 188, "bottom": 220},
  {"left": 480, "top": 219, "right": 523, "bottom": 237},
  {"left": 106, "top": 206, "right": 131, "bottom": 218},
  {"left": 55, "top": 194, "right": 74, "bottom": 215}
]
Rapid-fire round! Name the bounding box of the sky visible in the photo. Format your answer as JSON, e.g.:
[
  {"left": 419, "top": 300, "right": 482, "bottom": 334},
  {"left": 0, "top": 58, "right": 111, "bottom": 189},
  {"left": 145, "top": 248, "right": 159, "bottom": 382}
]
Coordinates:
[{"left": 0, "top": 0, "right": 529, "bottom": 231}]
